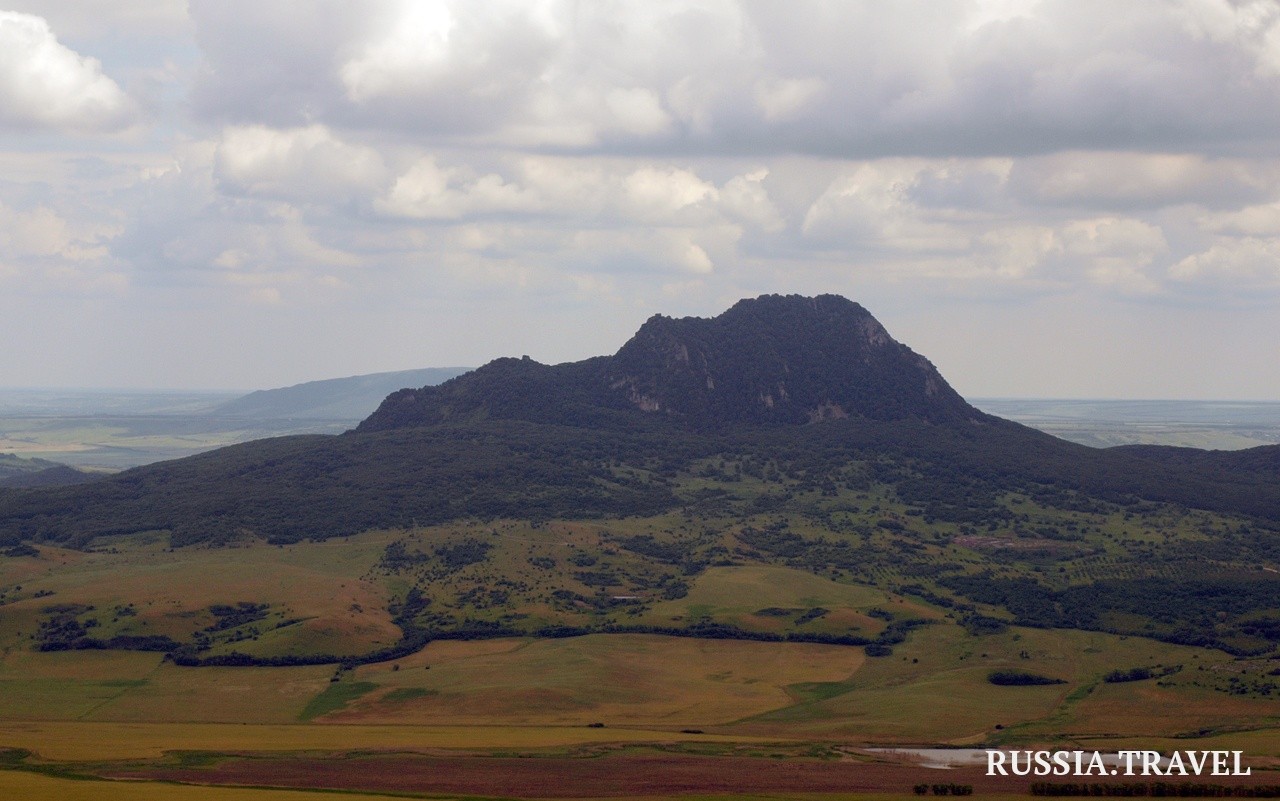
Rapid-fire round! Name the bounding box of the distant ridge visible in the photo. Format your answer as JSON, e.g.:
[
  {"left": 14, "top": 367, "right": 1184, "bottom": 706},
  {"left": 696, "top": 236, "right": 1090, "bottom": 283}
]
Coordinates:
[
  {"left": 0, "top": 464, "right": 96, "bottom": 488},
  {"left": 0, "top": 453, "right": 65, "bottom": 482},
  {"left": 359, "top": 294, "right": 983, "bottom": 432},
  {"left": 216, "top": 367, "right": 470, "bottom": 421}
]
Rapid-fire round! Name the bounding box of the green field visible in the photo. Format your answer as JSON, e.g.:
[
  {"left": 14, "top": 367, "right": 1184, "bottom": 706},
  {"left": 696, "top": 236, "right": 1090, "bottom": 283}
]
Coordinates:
[
  {"left": 2, "top": 479, "right": 1279, "bottom": 797},
  {"left": 3, "top": 513, "right": 1278, "bottom": 740}
]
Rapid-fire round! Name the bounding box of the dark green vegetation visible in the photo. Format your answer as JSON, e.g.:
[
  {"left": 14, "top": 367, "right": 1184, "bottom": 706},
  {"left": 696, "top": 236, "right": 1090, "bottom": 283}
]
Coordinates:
[
  {"left": 1, "top": 294, "right": 1278, "bottom": 666},
  {"left": 987, "top": 670, "right": 1066, "bottom": 686},
  {"left": 1103, "top": 665, "right": 1182, "bottom": 683},
  {"left": 297, "top": 681, "right": 379, "bottom": 721}
]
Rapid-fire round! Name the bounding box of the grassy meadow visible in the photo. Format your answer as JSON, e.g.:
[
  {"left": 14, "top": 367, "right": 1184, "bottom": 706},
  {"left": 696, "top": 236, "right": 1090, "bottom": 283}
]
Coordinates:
[{"left": 1, "top": 478, "right": 1278, "bottom": 796}]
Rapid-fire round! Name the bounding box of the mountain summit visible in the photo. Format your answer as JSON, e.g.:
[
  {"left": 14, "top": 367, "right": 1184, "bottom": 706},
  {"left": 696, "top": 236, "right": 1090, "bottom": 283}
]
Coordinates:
[{"left": 358, "top": 294, "right": 982, "bottom": 432}]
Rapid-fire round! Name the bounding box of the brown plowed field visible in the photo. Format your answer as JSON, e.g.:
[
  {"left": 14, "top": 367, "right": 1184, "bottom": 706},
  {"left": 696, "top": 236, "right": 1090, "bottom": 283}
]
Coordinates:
[{"left": 107, "top": 753, "right": 1038, "bottom": 797}]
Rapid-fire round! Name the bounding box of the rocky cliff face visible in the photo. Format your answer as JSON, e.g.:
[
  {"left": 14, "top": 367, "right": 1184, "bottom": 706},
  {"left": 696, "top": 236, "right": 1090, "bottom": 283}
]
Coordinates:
[
  {"left": 600, "top": 294, "right": 980, "bottom": 426},
  {"left": 357, "top": 293, "right": 984, "bottom": 432}
]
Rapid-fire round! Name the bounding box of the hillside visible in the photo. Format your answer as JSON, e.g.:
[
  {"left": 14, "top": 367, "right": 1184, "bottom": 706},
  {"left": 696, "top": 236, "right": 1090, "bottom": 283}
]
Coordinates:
[{"left": 215, "top": 366, "right": 470, "bottom": 421}]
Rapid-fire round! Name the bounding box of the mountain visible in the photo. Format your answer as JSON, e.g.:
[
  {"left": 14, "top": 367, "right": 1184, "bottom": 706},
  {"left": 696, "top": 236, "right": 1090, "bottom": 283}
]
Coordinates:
[
  {"left": 2, "top": 293, "right": 1278, "bottom": 661},
  {"left": 3, "top": 293, "right": 1280, "bottom": 548},
  {"left": 360, "top": 295, "right": 980, "bottom": 432},
  {"left": 215, "top": 366, "right": 470, "bottom": 421}
]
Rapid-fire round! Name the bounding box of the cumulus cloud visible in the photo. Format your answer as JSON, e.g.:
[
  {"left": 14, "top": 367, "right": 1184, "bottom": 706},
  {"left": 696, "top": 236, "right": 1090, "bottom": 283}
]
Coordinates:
[
  {"left": 1175, "top": 0, "right": 1280, "bottom": 77},
  {"left": 1059, "top": 217, "right": 1168, "bottom": 294},
  {"left": 0, "top": 11, "right": 136, "bottom": 132},
  {"left": 378, "top": 157, "right": 538, "bottom": 219},
  {"left": 1009, "top": 152, "right": 1276, "bottom": 209},
  {"left": 3, "top": 0, "right": 190, "bottom": 39},
  {"left": 1171, "top": 237, "right": 1280, "bottom": 287},
  {"left": 338, "top": 0, "right": 560, "bottom": 137},
  {"left": 1196, "top": 201, "right": 1280, "bottom": 236},
  {"left": 186, "top": 0, "right": 1280, "bottom": 157},
  {"left": 215, "top": 125, "right": 388, "bottom": 201},
  {"left": 801, "top": 161, "right": 972, "bottom": 252},
  {"left": 12, "top": 0, "right": 1280, "bottom": 393},
  {"left": 377, "top": 155, "right": 773, "bottom": 231},
  {"left": 0, "top": 199, "right": 126, "bottom": 293}
]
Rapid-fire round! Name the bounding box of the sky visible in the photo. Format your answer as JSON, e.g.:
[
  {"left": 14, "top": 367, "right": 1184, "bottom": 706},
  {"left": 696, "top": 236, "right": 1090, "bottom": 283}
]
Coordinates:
[{"left": 2, "top": 0, "right": 1280, "bottom": 399}]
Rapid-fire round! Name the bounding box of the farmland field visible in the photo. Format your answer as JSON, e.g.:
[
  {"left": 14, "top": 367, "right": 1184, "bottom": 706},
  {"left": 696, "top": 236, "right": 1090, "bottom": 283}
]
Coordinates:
[{"left": 3, "top": 466, "right": 1279, "bottom": 797}]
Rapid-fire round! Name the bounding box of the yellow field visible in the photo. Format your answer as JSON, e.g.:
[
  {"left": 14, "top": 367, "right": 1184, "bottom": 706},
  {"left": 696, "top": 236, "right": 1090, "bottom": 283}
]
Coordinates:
[
  {"left": 638, "top": 565, "right": 927, "bottom": 634},
  {"left": 343, "top": 633, "right": 863, "bottom": 725},
  {"left": 3, "top": 532, "right": 1277, "bottom": 763},
  {"left": 3, "top": 624, "right": 1276, "bottom": 744},
  {"left": 0, "top": 534, "right": 401, "bottom": 658},
  {"left": 0, "top": 770, "right": 997, "bottom": 801},
  {"left": 0, "top": 634, "right": 862, "bottom": 727},
  {"left": 0, "top": 771, "right": 413, "bottom": 801},
  {"left": 1076, "top": 728, "right": 1280, "bottom": 760},
  {"left": 0, "top": 720, "right": 759, "bottom": 761},
  {"left": 0, "top": 651, "right": 333, "bottom": 723},
  {"left": 732, "top": 624, "right": 1280, "bottom": 743}
]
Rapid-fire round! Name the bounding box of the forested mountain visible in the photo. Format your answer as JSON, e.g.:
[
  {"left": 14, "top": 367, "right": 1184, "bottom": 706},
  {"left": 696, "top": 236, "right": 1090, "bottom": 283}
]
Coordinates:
[
  {"left": 2, "top": 293, "right": 1279, "bottom": 548},
  {"left": 2, "top": 293, "right": 1278, "bottom": 659}
]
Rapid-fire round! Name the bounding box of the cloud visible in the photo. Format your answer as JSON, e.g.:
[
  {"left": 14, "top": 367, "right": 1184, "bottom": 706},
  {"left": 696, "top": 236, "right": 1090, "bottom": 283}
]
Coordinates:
[
  {"left": 0, "top": 199, "right": 126, "bottom": 293},
  {"left": 1009, "top": 152, "right": 1276, "bottom": 209},
  {"left": 0, "top": 11, "right": 136, "bottom": 132},
  {"left": 338, "top": 0, "right": 561, "bottom": 138},
  {"left": 13, "top": 0, "right": 1280, "bottom": 396},
  {"left": 215, "top": 125, "right": 388, "bottom": 201},
  {"left": 1171, "top": 236, "right": 1280, "bottom": 289},
  {"left": 564, "top": 227, "right": 722, "bottom": 276},
  {"left": 377, "top": 156, "right": 537, "bottom": 219},
  {"left": 377, "top": 154, "right": 771, "bottom": 230},
  {"left": 1196, "top": 201, "right": 1280, "bottom": 236},
  {"left": 2, "top": 0, "right": 190, "bottom": 39},
  {"left": 1059, "top": 217, "right": 1168, "bottom": 294},
  {"left": 1175, "top": 0, "right": 1280, "bottom": 76},
  {"left": 188, "top": 0, "right": 375, "bottom": 126},
  {"left": 187, "top": 0, "right": 1280, "bottom": 157},
  {"left": 801, "top": 161, "right": 972, "bottom": 252}
]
